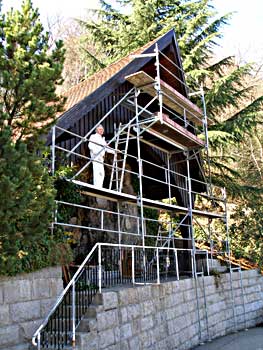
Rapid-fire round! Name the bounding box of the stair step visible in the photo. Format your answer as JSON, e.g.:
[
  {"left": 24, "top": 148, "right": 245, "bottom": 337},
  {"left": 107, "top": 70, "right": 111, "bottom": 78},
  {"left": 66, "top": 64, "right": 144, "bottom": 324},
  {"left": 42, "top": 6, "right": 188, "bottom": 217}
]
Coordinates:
[
  {"left": 76, "top": 317, "right": 96, "bottom": 333},
  {"left": 85, "top": 304, "right": 97, "bottom": 318}
]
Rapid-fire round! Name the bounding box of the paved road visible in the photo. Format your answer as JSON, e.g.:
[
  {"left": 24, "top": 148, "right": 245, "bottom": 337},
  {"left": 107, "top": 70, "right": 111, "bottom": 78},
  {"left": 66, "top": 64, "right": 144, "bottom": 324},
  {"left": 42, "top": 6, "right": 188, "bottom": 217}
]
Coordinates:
[{"left": 193, "top": 327, "right": 263, "bottom": 350}]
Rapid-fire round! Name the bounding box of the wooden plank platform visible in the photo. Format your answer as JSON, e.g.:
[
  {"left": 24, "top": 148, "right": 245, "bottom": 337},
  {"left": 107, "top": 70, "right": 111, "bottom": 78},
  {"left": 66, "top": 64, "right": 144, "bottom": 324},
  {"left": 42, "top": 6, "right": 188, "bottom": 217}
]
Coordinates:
[
  {"left": 71, "top": 180, "right": 224, "bottom": 219},
  {"left": 146, "top": 112, "right": 205, "bottom": 149},
  {"left": 125, "top": 71, "right": 206, "bottom": 126}
]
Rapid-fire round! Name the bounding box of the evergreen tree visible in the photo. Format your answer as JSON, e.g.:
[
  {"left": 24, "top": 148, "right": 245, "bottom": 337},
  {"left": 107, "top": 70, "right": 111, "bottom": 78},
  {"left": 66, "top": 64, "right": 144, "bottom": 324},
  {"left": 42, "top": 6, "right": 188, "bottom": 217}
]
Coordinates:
[
  {"left": 0, "top": 0, "right": 65, "bottom": 141},
  {"left": 0, "top": 1, "right": 71, "bottom": 275},
  {"left": 81, "top": 0, "right": 263, "bottom": 195}
]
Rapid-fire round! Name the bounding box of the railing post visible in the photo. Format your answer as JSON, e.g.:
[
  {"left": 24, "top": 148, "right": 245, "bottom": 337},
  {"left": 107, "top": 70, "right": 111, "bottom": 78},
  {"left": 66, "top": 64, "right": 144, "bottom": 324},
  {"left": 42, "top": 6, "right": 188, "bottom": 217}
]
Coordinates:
[
  {"left": 156, "top": 248, "right": 160, "bottom": 284},
  {"left": 51, "top": 126, "right": 56, "bottom": 176},
  {"left": 175, "top": 249, "right": 179, "bottom": 281},
  {"left": 37, "top": 332, "right": 41, "bottom": 350},
  {"left": 98, "top": 245, "right": 102, "bottom": 293},
  {"left": 132, "top": 247, "right": 135, "bottom": 285},
  {"left": 206, "top": 251, "right": 210, "bottom": 276},
  {"left": 191, "top": 250, "right": 195, "bottom": 278},
  {"left": 72, "top": 280, "right": 76, "bottom": 347},
  {"left": 101, "top": 211, "right": 104, "bottom": 230}
]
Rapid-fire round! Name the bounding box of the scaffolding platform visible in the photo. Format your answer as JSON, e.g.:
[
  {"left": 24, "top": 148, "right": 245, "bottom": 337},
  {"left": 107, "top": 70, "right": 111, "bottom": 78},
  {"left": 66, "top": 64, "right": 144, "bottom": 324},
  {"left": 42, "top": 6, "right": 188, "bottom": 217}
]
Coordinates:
[
  {"left": 71, "top": 179, "right": 224, "bottom": 219},
  {"left": 125, "top": 71, "right": 205, "bottom": 126},
  {"left": 145, "top": 112, "right": 205, "bottom": 149}
]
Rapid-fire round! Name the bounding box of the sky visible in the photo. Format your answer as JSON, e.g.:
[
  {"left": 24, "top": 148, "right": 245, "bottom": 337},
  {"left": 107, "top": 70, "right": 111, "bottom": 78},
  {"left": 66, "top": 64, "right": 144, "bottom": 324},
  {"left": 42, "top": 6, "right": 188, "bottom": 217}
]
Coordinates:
[{"left": 2, "top": 0, "right": 263, "bottom": 64}]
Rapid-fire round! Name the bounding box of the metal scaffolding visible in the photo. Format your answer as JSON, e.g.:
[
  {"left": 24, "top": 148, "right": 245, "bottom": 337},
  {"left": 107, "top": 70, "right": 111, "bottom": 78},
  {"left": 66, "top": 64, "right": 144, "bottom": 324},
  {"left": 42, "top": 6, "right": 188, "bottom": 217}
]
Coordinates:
[
  {"left": 32, "top": 43, "right": 247, "bottom": 349},
  {"left": 51, "top": 43, "right": 228, "bottom": 262}
]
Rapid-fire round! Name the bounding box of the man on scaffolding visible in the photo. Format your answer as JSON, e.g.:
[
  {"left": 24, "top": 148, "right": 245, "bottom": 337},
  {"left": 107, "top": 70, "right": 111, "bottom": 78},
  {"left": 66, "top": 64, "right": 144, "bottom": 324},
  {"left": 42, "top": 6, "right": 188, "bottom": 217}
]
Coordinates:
[{"left": 88, "top": 125, "right": 115, "bottom": 188}]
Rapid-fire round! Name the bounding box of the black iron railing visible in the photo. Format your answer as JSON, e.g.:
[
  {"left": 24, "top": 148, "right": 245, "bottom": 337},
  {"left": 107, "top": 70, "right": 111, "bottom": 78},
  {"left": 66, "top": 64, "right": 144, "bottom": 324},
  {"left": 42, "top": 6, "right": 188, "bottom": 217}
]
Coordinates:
[{"left": 32, "top": 243, "right": 209, "bottom": 349}]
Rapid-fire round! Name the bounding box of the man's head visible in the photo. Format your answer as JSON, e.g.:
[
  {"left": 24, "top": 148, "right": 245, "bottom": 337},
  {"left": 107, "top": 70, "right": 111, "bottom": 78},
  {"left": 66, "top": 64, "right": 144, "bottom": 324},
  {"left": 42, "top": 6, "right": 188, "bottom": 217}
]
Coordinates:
[{"left": 96, "top": 125, "right": 104, "bottom": 136}]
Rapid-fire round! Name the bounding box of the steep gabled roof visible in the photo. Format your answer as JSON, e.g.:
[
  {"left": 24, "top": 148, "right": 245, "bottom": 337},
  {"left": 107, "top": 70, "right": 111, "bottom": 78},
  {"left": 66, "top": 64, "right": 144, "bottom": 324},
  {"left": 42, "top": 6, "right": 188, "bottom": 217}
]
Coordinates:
[
  {"left": 51, "top": 29, "right": 186, "bottom": 142},
  {"left": 62, "top": 39, "right": 160, "bottom": 112}
]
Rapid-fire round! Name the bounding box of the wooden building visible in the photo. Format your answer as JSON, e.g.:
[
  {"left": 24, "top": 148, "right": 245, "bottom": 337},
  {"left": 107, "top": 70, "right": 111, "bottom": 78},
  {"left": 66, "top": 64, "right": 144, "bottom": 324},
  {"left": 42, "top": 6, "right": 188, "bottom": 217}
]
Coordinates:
[{"left": 49, "top": 28, "right": 222, "bottom": 256}]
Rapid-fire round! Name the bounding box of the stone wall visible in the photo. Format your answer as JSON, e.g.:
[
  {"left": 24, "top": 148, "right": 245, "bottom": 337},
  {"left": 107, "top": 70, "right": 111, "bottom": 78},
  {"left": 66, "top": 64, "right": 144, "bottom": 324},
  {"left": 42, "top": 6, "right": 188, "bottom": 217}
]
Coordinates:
[
  {"left": 0, "top": 267, "right": 63, "bottom": 350},
  {"left": 77, "top": 269, "right": 263, "bottom": 350}
]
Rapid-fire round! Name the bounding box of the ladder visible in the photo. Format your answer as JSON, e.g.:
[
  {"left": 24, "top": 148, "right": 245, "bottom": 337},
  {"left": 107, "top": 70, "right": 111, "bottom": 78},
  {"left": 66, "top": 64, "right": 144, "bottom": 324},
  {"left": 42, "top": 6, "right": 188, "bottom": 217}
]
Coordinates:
[
  {"left": 154, "top": 222, "right": 179, "bottom": 281},
  {"left": 109, "top": 123, "right": 131, "bottom": 192},
  {"left": 229, "top": 266, "right": 247, "bottom": 331}
]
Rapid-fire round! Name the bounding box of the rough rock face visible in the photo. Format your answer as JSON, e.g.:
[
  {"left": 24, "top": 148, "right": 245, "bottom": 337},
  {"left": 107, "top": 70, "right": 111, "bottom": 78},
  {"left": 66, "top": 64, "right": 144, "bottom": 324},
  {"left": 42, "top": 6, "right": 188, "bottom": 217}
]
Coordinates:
[{"left": 72, "top": 163, "right": 140, "bottom": 262}]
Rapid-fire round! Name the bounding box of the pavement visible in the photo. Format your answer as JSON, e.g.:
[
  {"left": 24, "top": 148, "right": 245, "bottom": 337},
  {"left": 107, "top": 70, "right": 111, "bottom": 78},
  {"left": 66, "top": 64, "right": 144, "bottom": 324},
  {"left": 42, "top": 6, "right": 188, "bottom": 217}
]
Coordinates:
[{"left": 193, "top": 327, "right": 263, "bottom": 350}]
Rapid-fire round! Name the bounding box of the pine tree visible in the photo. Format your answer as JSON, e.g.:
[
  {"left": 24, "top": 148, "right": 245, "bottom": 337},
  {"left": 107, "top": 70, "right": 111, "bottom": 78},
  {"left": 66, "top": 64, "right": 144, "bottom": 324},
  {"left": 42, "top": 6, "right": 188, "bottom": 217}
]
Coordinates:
[
  {"left": 0, "top": 1, "right": 71, "bottom": 275},
  {"left": 0, "top": 0, "right": 65, "bottom": 141},
  {"left": 80, "top": 0, "right": 263, "bottom": 196}
]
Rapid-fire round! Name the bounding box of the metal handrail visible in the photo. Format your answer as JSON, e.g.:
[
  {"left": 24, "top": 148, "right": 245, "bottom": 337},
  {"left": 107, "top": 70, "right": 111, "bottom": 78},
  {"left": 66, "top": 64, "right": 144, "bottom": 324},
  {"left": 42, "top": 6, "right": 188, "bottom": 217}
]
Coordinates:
[
  {"left": 32, "top": 242, "right": 210, "bottom": 348},
  {"left": 32, "top": 242, "right": 99, "bottom": 347}
]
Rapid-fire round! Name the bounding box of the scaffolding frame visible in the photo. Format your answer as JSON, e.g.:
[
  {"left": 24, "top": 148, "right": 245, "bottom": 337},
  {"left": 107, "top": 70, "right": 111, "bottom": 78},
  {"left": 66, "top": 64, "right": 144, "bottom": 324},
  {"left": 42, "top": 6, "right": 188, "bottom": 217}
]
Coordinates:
[
  {"left": 33, "top": 43, "right": 248, "bottom": 349},
  {"left": 51, "top": 44, "right": 226, "bottom": 253}
]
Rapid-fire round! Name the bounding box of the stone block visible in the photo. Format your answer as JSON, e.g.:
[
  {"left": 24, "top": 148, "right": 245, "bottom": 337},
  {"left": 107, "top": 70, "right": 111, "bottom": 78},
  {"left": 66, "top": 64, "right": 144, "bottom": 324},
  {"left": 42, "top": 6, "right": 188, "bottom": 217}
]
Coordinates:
[
  {"left": 120, "top": 322, "right": 132, "bottom": 340},
  {"left": 163, "top": 282, "right": 173, "bottom": 295},
  {"left": 246, "top": 301, "right": 262, "bottom": 313},
  {"left": 131, "top": 318, "right": 141, "bottom": 334},
  {"left": 137, "top": 285, "right": 151, "bottom": 301},
  {"left": 114, "top": 326, "right": 120, "bottom": 342},
  {"left": 107, "top": 344, "right": 122, "bottom": 350},
  {"left": 183, "top": 289, "right": 195, "bottom": 303},
  {"left": 0, "top": 304, "right": 10, "bottom": 326},
  {"left": 204, "top": 283, "right": 217, "bottom": 296},
  {"left": 141, "top": 315, "right": 154, "bottom": 331},
  {"left": 40, "top": 297, "right": 57, "bottom": 317},
  {"left": 19, "top": 319, "right": 42, "bottom": 341},
  {"left": 127, "top": 304, "right": 141, "bottom": 321},
  {"left": 98, "top": 328, "right": 115, "bottom": 349},
  {"left": 31, "top": 279, "right": 51, "bottom": 299},
  {"left": 165, "top": 306, "right": 176, "bottom": 321},
  {"left": 167, "top": 319, "right": 176, "bottom": 335},
  {"left": 244, "top": 269, "right": 260, "bottom": 278},
  {"left": 10, "top": 300, "right": 40, "bottom": 323},
  {"left": 49, "top": 278, "right": 63, "bottom": 297},
  {"left": 158, "top": 283, "right": 169, "bottom": 298},
  {"left": 182, "top": 278, "right": 194, "bottom": 291},
  {"left": 0, "top": 325, "right": 20, "bottom": 347},
  {"left": 154, "top": 323, "right": 167, "bottom": 341},
  {"left": 1, "top": 343, "right": 29, "bottom": 350},
  {"left": 0, "top": 286, "right": 3, "bottom": 304},
  {"left": 3, "top": 280, "right": 31, "bottom": 304},
  {"left": 77, "top": 331, "right": 98, "bottom": 350},
  {"left": 156, "top": 339, "right": 168, "bottom": 350},
  {"left": 119, "top": 340, "right": 129, "bottom": 350},
  {"left": 141, "top": 300, "right": 155, "bottom": 316},
  {"left": 102, "top": 291, "right": 118, "bottom": 310},
  {"left": 151, "top": 284, "right": 160, "bottom": 299},
  {"left": 128, "top": 335, "right": 140, "bottom": 349},
  {"left": 155, "top": 297, "right": 165, "bottom": 312},
  {"left": 97, "top": 309, "right": 118, "bottom": 331},
  {"left": 139, "top": 329, "right": 154, "bottom": 348},
  {"left": 119, "top": 306, "right": 128, "bottom": 323},
  {"left": 172, "top": 281, "right": 181, "bottom": 294},
  {"left": 130, "top": 289, "right": 140, "bottom": 304},
  {"left": 118, "top": 289, "right": 130, "bottom": 306},
  {"left": 28, "top": 266, "right": 61, "bottom": 280},
  {"left": 166, "top": 335, "right": 180, "bottom": 349}
]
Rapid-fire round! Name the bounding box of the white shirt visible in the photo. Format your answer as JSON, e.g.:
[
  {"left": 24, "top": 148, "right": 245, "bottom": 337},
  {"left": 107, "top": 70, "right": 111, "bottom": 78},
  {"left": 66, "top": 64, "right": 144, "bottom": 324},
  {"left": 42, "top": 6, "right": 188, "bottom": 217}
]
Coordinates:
[{"left": 88, "top": 133, "right": 114, "bottom": 161}]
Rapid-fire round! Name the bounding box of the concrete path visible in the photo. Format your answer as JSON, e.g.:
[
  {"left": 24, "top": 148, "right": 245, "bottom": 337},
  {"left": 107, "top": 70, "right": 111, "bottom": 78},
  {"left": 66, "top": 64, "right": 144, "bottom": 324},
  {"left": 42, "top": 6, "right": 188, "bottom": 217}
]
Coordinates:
[{"left": 193, "top": 327, "right": 263, "bottom": 350}]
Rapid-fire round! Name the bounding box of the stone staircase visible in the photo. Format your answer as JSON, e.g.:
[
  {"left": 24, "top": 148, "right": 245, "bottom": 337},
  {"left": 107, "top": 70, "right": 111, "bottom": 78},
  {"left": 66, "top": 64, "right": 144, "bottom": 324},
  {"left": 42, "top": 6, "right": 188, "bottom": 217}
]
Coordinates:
[{"left": 28, "top": 294, "right": 102, "bottom": 350}]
